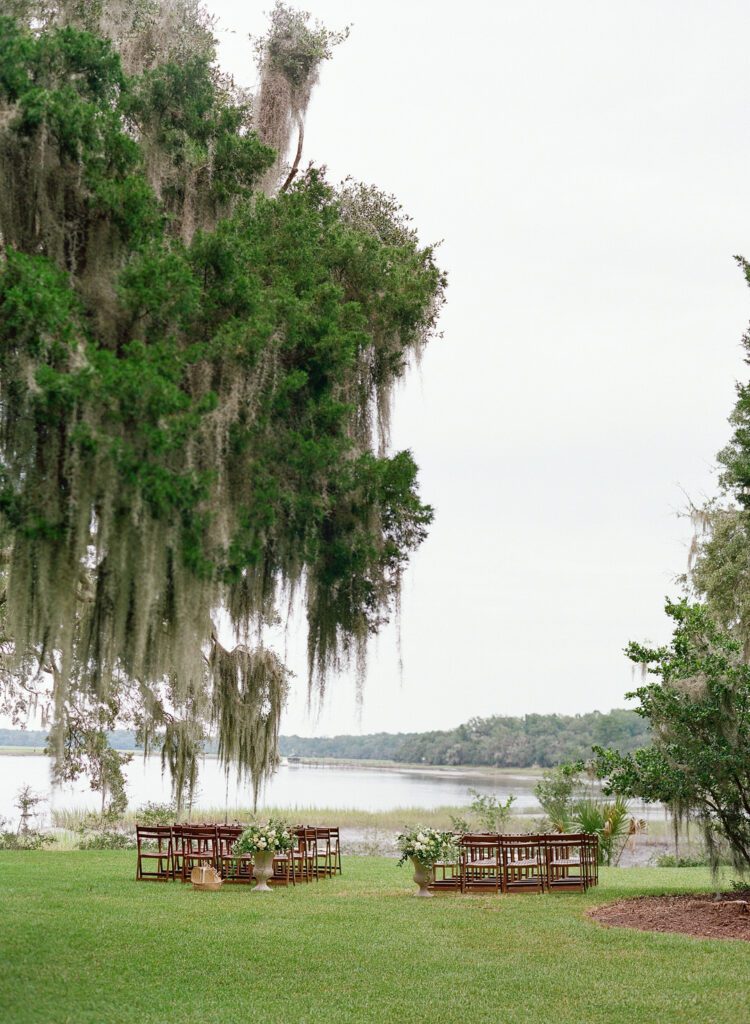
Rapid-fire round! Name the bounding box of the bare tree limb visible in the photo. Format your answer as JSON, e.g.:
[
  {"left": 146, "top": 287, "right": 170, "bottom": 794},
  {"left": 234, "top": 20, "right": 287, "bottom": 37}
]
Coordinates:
[{"left": 280, "top": 114, "right": 305, "bottom": 193}]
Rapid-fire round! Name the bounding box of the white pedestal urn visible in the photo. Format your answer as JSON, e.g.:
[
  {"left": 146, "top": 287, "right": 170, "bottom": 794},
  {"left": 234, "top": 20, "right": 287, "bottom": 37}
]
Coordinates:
[
  {"left": 252, "top": 851, "right": 275, "bottom": 892},
  {"left": 410, "top": 856, "right": 433, "bottom": 897}
]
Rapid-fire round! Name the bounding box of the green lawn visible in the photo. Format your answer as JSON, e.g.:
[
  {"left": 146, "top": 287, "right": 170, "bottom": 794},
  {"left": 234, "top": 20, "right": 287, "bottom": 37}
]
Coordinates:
[{"left": 1, "top": 854, "right": 748, "bottom": 1024}]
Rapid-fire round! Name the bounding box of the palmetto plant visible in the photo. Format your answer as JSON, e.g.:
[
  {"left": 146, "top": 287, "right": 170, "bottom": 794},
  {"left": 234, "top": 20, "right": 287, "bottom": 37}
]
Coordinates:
[{"left": 572, "top": 796, "right": 645, "bottom": 866}]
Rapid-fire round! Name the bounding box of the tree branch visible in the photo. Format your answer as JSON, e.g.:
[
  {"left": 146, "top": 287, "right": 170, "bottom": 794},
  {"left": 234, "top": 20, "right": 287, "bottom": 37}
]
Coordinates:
[{"left": 280, "top": 114, "right": 305, "bottom": 193}]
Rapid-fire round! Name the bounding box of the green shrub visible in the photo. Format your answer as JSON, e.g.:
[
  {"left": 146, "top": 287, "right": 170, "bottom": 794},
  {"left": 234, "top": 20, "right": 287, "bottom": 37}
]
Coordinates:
[
  {"left": 0, "top": 830, "right": 55, "bottom": 850},
  {"left": 135, "top": 801, "right": 176, "bottom": 826},
  {"left": 654, "top": 854, "right": 709, "bottom": 868},
  {"left": 466, "top": 789, "right": 515, "bottom": 833},
  {"left": 534, "top": 764, "right": 581, "bottom": 831},
  {"left": 572, "top": 796, "right": 645, "bottom": 867},
  {"left": 77, "top": 829, "right": 135, "bottom": 850}
]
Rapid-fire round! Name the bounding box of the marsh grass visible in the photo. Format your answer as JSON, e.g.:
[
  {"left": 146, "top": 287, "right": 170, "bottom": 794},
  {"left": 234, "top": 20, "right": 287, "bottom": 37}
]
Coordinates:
[
  {"left": 51, "top": 803, "right": 488, "bottom": 831},
  {"left": 49, "top": 802, "right": 684, "bottom": 839}
]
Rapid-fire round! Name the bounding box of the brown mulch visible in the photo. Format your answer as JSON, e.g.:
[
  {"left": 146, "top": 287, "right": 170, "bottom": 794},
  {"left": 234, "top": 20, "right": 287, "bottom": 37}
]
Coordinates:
[{"left": 588, "top": 890, "right": 750, "bottom": 942}]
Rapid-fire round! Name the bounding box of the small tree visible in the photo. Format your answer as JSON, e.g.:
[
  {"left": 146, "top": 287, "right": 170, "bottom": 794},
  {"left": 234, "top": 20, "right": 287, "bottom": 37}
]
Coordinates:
[
  {"left": 466, "top": 788, "right": 516, "bottom": 833},
  {"left": 0, "top": 786, "right": 55, "bottom": 849},
  {"left": 49, "top": 709, "right": 132, "bottom": 820},
  {"left": 534, "top": 763, "right": 582, "bottom": 832},
  {"left": 15, "top": 785, "right": 45, "bottom": 835},
  {"left": 594, "top": 599, "right": 750, "bottom": 873}
]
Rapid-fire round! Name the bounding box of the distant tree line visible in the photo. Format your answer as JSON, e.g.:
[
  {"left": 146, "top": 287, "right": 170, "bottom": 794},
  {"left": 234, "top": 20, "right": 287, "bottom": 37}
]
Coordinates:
[
  {"left": 1, "top": 710, "right": 649, "bottom": 767},
  {"left": 0, "top": 728, "right": 141, "bottom": 751},
  {"left": 279, "top": 709, "right": 649, "bottom": 767}
]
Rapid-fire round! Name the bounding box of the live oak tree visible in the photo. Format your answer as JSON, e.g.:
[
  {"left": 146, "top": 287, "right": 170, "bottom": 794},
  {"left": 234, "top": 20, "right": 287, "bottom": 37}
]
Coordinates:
[{"left": 0, "top": 1, "right": 445, "bottom": 808}]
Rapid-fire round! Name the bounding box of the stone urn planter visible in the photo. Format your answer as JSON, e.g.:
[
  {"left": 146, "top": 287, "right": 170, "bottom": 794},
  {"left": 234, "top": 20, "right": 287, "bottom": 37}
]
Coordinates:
[
  {"left": 252, "top": 851, "right": 275, "bottom": 892},
  {"left": 409, "top": 856, "right": 433, "bottom": 897}
]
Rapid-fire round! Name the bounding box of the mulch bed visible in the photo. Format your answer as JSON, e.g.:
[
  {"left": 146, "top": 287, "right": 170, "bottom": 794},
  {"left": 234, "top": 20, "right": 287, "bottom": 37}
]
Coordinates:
[{"left": 588, "top": 890, "right": 750, "bottom": 942}]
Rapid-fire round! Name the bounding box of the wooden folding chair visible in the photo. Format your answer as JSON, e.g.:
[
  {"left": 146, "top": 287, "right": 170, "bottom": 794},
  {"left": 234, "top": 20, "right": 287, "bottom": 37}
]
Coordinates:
[
  {"left": 296, "top": 827, "right": 323, "bottom": 880},
  {"left": 327, "top": 826, "right": 342, "bottom": 875},
  {"left": 579, "top": 832, "right": 599, "bottom": 887},
  {"left": 460, "top": 834, "right": 502, "bottom": 893},
  {"left": 266, "top": 853, "right": 290, "bottom": 886},
  {"left": 180, "top": 825, "right": 218, "bottom": 882},
  {"left": 135, "top": 825, "right": 173, "bottom": 881},
  {"left": 216, "top": 825, "right": 253, "bottom": 883},
  {"left": 286, "top": 829, "right": 308, "bottom": 882},
  {"left": 171, "top": 824, "right": 184, "bottom": 881},
  {"left": 312, "top": 827, "right": 336, "bottom": 878},
  {"left": 291, "top": 827, "right": 316, "bottom": 882},
  {"left": 430, "top": 860, "right": 462, "bottom": 890},
  {"left": 544, "top": 834, "right": 591, "bottom": 892},
  {"left": 501, "top": 835, "right": 544, "bottom": 894}
]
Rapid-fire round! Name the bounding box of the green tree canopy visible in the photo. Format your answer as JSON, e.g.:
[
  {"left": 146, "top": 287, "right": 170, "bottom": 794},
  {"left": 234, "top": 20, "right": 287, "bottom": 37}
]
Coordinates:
[
  {"left": 595, "top": 600, "right": 750, "bottom": 872},
  {"left": 0, "top": 1, "right": 445, "bottom": 808}
]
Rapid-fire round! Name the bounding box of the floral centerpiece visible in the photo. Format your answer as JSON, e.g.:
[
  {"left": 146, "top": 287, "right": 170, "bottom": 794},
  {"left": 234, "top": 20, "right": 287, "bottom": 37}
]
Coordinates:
[
  {"left": 233, "top": 820, "right": 294, "bottom": 892},
  {"left": 397, "top": 826, "right": 456, "bottom": 898}
]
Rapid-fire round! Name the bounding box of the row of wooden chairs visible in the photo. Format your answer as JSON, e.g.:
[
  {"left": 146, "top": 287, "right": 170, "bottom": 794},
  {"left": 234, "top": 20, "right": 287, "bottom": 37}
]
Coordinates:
[
  {"left": 135, "top": 823, "right": 342, "bottom": 887},
  {"left": 430, "top": 833, "right": 599, "bottom": 894}
]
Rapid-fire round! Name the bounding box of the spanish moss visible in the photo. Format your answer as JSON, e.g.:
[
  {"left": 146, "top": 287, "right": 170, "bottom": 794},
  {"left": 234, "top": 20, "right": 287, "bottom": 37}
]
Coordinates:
[{"left": 0, "top": 0, "right": 445, "bottom": 803}]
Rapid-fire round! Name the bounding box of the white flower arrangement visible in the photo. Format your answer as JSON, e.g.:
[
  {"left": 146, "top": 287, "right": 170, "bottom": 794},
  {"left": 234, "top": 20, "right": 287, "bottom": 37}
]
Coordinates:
[
  {"left": 396, "top": 825, "right": 456, "bottom": 866},
  {"left": 233, "top": 820, "right": 294, "bottom": 856}
]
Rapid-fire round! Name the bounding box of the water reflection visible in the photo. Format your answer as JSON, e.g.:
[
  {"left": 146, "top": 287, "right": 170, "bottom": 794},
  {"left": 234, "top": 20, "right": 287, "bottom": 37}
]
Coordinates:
[
  {"left": 0, "top": 754, "right": 663, "bottom": 828},
  {"left": 0, "top": 753, "right": 540, "bottom": 825}
]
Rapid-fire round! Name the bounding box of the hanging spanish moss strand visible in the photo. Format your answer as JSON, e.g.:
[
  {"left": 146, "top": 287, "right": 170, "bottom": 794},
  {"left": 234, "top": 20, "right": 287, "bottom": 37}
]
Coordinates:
[
  {"left": 209, "top": 642, "right": 290, "bottom": 809},
  {"left": 253, "top": 3, "right": 349, "bottom": 195}
]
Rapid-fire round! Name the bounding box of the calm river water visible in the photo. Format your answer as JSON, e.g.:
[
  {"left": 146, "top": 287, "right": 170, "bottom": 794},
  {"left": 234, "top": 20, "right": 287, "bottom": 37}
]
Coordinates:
[{"left": 0, "top": 753, "right": 543, "bottom": 827}]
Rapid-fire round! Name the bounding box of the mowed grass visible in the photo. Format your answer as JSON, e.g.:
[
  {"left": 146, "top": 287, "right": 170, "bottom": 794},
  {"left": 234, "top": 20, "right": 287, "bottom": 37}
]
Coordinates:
[{"left": 1, "top": 854, "right": 748, "bottom": 1024}]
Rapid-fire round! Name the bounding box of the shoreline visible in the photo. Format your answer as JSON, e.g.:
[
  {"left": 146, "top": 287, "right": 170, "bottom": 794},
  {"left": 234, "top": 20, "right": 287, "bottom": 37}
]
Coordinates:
[
  {"left": 283, "top": 756, "right": 544, "bottom": 780},
  {"left": 0, "top": 746, "right": 545, "bottom": 778}
]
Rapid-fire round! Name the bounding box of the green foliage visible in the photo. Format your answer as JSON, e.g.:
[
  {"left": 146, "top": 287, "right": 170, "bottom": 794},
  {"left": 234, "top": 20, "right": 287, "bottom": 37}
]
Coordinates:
[
  {"left": 716, "top": 256, "right": 750, "bottom": 508},
  {"left": 572, "top": 796, "right": 633, "bottom": 867},
  {"left": 279, "top": 709, "right": 650, "bottom": 767},
  {"left": 77, "top": 827, "right": 135, "bottom": 850},
  {"left": 1, "top": 708, "right": 651, "bottom": 769},
  {"left": 655, "top": 853, "right": 709, "bottom": 868},
  {"left": 126, "top": 55, "right": 275, "bottom": 205},
  {"left": 464, "top": 788, "right": 516, "bottom": 833},
  {"left": 594, "top": 599, "right": 750, "bottom": 872},
  {"left": 232, "top": 820, "right": 294, "bottom": 855},
  {"left": 0, "top": 829, "right": 55, "bottom": 850},
  {"left": 48, "top": 714, "right": 132, "bottom": 818},
  {"left": 534, "top": 763, "right": 582, "bottom": 832},
  {"left": 0, "top": 785, "right": 55, "bottom": 849},
  {"left": 447, "top": 813, "right": 470, "bottom": 833},
  {"left": 396, "top": 825, "right": 456, "bottom": 866},
  {"left": 688, "top": 504, "right": 750, "bottom": 650},
  {"left": 253, "top": 2, "right": 349, "bottom": 89},
  {"left": 135, "top": 801, "right": 176, "bottom": 826},
  {"left": 73, "top": 804, "right": 136, "bottom": 849}
]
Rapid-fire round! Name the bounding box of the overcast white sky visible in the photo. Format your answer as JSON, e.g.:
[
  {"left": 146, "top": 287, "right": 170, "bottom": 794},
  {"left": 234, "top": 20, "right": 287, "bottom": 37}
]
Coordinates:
[
  {"left": 5, "top": 2, "right": 748, "bottom": 741},
  {"left": 200, "top": 0, "right": 750, "bottom": 736}
]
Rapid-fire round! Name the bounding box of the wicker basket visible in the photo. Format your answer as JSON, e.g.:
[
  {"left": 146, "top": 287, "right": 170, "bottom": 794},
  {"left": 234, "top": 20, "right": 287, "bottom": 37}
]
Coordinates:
[{"left": 191, "top": 865, "right": 223, "bottom": 891}]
